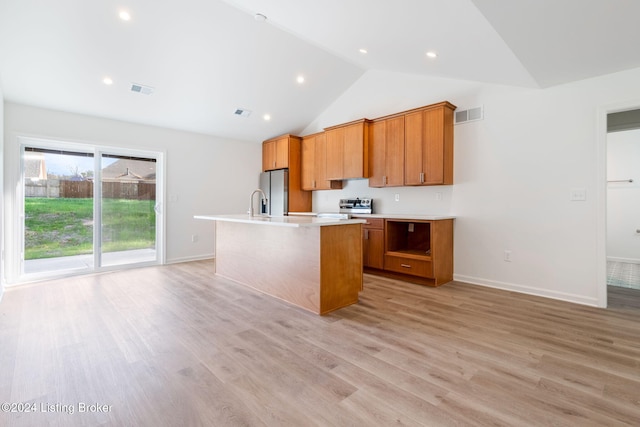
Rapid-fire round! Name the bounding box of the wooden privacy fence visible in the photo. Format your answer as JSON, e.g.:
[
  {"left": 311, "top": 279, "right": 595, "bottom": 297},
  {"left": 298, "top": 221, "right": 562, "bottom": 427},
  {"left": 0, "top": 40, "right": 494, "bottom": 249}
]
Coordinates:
[
  {"left": 102, "top": 182, "right": 156, "bottom": 200},
  {"left": 27, "top": 180, "right": 156, "bottom": 200},
  {"left": 60, "top": 180, "right": 93, "bottom": 198}
]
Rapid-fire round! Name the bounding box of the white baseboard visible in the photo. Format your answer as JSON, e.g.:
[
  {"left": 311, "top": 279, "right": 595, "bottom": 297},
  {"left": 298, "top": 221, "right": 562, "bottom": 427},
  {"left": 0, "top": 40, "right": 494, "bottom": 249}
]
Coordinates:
[
  {"left": 166, "top": 254, "right": 214, "bottom": 264},
  {"left": 607, "top": 256, "right": 640, "bottom": 264},
  {"left": 453, "top": 274, "right": 599, "bottom": 307}
]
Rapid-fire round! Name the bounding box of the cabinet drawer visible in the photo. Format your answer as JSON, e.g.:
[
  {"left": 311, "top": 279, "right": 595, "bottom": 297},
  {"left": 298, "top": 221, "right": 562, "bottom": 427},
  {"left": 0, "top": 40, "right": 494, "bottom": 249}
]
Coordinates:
[
  {"left": 384, "top": 255, "right": 433, "bottom": 277},
  {"left": 359, "top": 218, "right": 384, "bottom": 229}
]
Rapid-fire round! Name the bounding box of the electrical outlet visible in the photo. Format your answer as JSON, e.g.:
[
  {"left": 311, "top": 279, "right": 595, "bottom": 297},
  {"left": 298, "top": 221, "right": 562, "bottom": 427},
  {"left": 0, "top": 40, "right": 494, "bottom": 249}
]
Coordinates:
[
  {"left": 504, "top": 250, "right": 512, "bottom": 262},
  {"left": 436, "top": 192, "right": 442, "bottom": 201},
  {"left": 191, "top": 234, "right": 199, "bottom": 243},
  {"left": 394, "top": 193, "right": 400, "bottom": 202},
  {"left": 570, "top": 188, "right": 586, "bottom": 201}
]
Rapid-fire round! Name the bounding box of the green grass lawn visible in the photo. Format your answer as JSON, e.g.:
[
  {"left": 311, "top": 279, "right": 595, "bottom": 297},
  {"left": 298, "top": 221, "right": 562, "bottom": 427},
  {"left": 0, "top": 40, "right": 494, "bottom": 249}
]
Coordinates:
[{"left": 25, "top": 197, "right": 156, "bottom": 260}]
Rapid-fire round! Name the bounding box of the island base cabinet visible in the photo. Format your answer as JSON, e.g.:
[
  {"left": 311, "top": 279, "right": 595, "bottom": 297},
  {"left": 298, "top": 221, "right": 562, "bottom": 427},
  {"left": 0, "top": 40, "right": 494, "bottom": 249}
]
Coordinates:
[{"left": 214, "top": 221, "right": 362, "bottom": 315}]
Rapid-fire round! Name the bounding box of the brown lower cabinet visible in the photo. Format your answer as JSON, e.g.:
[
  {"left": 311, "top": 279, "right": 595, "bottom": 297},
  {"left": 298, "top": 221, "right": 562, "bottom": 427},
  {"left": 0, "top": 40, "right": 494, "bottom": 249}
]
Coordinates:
[
  {"left": 355, "top": 216, "right": 454, "bottom": 286},
  {"left": 362, "top": 218, "right": 384, "bottom": 269}
]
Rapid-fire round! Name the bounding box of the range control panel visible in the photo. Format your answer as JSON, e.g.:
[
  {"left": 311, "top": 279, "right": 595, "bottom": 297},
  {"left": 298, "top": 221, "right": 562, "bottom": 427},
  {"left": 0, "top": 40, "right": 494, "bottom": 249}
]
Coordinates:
[{"left": 339, "top": 198, "right": 373, "bottom": 214}]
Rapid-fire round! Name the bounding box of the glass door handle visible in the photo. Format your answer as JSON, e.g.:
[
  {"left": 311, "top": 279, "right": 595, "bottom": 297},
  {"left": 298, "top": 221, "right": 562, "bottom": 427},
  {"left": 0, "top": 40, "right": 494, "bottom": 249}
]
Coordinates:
[{"left": 154, "top": 203, "right": 162, "bottom": 214}]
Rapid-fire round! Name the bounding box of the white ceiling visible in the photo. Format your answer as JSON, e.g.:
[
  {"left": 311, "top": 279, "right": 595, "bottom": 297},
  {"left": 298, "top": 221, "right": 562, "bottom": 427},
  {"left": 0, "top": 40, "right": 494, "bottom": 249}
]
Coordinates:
[{"left": 1, "top": 0, "right": 639, "bottom": 142}]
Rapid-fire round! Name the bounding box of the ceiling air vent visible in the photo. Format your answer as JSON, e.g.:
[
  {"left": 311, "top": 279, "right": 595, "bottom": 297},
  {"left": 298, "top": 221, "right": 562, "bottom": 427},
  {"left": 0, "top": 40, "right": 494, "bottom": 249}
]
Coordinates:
[
  {"left": 455, "top": 105, "right": 483, "bottom": 125},
  {"left": 234, "top": 108, "right": 252, "bottom": 118},
  {"left": 131, "top": 83, "right": 154, "bottom": 95}
]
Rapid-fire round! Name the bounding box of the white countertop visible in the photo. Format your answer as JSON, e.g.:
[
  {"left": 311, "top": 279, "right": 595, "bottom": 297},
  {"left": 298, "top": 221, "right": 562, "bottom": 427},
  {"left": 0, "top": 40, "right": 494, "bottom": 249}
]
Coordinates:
[
  {"left": 288, "top": 212, "right": 456, "bottom": 221},
  {"left": 354, "top": 213, "right": 456, "bottom": 220},
  {"left": 194, "top": 214, "right": 366, "bottom": 228}
]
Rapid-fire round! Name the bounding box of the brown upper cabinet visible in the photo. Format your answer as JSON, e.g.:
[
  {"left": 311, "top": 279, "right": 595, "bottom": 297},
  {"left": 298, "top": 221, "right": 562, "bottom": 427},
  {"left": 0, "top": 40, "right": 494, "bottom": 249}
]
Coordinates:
[
  {"left": 301, "top": 133, "right": 343, "bottom": 191},
  {"left": 369, "top": 115, "right": 405, "bottom": 187},
  {"left": 301, "top": 134, "right": 315, "bottom": 190},
  {"left": 291, "top": 100, "right": 455, "bottom": 191},
  {"left": 261, "top": 134, "right": 311, "bottom": 212},
  {"left": 262, "top": 135, "right": 290, "bottom": 171},
  {"left": 325, "top": 119, "right": 371, "bottom": 180},
  {"left": 404, "top": 102, "right": 456, "bottom": 186}
]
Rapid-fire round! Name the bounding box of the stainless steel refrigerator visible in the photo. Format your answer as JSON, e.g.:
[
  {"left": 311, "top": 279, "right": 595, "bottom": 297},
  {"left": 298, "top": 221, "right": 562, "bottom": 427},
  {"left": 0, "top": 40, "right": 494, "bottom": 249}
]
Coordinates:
[{"left": 259, "top": 169, "right": 288, "bottom": 216}]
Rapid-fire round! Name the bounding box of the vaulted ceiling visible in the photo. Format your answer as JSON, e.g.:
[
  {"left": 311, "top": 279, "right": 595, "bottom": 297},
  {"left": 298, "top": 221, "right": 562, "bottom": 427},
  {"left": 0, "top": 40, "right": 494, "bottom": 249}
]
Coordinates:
[{"left": 1, "top": 0, "right": 639, "bottom": 142}]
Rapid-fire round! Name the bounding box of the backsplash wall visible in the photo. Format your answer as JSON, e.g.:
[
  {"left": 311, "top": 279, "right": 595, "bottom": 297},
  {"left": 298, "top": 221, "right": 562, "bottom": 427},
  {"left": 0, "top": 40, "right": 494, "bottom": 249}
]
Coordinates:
[{"left": 311, "top": 179, "right": 454, "bottom": 215}]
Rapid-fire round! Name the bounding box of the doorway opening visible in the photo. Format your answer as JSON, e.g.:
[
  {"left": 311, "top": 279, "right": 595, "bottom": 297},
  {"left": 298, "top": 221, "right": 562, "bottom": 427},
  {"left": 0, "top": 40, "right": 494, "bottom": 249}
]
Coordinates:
[
  {"left": 20, "top": 138, "right": 164, "bottom": 280},
  {"left": 605, "top": 109, "right": 640, "bottom": 309}
]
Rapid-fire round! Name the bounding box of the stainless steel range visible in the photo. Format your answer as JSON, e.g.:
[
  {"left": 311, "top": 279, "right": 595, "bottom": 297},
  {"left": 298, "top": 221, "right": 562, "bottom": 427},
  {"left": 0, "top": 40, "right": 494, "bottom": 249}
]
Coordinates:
[
  {"left": 315, "top": 198, "right": 373, "bottom": 219},
  {"left": 339, "top": 198, "right": 373, "bottom": 215}
]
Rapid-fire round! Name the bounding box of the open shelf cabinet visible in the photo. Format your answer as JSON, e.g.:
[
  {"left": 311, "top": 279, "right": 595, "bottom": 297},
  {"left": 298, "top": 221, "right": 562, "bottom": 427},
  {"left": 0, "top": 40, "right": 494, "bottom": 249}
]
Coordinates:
[{"left": 383, "top": 218, "right": 453, "bottom": 286}]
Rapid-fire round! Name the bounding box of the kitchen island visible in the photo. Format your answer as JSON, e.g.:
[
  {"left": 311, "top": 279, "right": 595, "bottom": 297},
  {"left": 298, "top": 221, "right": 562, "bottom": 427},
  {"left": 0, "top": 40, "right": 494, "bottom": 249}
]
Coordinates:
[{"left": 194, "top": 214, "right": 366, "bottom": 315}]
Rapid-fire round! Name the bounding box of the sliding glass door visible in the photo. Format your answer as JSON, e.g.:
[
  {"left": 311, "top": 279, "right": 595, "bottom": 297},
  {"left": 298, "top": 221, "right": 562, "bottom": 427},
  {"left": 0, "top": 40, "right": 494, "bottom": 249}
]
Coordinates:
[
  {"left": 23, "top": 147, "right": 95, "bottom": 274},
  {"left": 100, "top": 153, "right": 157, "bottom": 267},
  {"left": 21, "top": 140, "right": 163, "bottom": 278}
]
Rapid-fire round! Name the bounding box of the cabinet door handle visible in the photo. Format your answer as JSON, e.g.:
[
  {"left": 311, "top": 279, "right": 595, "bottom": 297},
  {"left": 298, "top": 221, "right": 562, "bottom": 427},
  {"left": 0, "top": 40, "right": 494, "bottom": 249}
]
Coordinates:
[
  {"left": 312, "top": 180, "right": 316, "bottom": 188},
  {"left": 401, "top": 263, "right": 411, "bottom": 268},
  {"left": 364, "top": 229, "right": 369, "bottom": 239},
  {"left": 419, "top": 172, "right": 424, "bottom": 183},
  {"left": 383, "top": 175, "right": 387, "bottom": 185}
]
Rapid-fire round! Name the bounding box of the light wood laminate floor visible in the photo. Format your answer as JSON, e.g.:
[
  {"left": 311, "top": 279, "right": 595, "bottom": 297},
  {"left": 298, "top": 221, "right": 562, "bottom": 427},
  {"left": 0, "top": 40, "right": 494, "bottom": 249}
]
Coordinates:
[{"left": 1, "top": 260, "right": 639, "bottom": 426}]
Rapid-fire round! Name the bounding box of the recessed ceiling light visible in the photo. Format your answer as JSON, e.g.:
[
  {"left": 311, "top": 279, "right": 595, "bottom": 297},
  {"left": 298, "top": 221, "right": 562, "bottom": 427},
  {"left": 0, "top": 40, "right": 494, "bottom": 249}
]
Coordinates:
[
  {"left": 263, "top": 114, "right": 271, "bottom": 121},
  {"left": 254, "top": 13, "right": 267, "bottom": 22},
  {"left": 103, "top": 77, "right": 113, "bottom": 85},
  {"left": 119, "top": 10, "right": 131, "bottom": 21},
  {"left": 359, "top": 48, "right": 368, "bottom": 54},
  {"left": 426, "top": 51, "right": 438, "bottom": 59},
  {"left": 296, "top": 75, "right": 305, "bottom": 84}
]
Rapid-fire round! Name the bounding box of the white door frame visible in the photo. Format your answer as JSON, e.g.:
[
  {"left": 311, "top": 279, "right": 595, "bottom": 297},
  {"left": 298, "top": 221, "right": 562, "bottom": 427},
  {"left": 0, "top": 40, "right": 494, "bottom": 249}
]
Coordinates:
[{"left": 596, "top": 99, "right": 640, "bottom": 308}]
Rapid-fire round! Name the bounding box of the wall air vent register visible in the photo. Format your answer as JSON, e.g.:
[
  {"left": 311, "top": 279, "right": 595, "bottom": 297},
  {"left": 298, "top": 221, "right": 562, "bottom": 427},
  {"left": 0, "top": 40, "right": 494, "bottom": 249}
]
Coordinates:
[
  {"left": 234, "top": 108, "right": 252, "bottom": 118},
  {"left": 455, "top": 105, "right": 483, "bottom": 125},
  {"left": 131, "top": 83, "right": 154, "bottom": 95}
]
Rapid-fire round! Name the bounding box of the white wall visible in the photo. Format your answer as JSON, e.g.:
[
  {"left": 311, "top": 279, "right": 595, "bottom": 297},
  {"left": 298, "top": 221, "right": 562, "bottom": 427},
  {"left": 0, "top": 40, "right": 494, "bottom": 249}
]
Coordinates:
[
  {"left": 607, "top": 129, "right": 640, "bottom": 263},
  {"left": 303, "top": 68, "right": 640, "bottom": 306},
  {"left": 0, "top": 84, "right": 4, "bottom": 298},
  {"left": 3, "top": 102, "right": 261, "bottom": 283}
]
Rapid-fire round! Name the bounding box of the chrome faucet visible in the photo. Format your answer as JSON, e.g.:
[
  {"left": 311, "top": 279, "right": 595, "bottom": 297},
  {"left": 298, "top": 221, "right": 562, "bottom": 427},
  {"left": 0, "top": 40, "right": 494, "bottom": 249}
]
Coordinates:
[{"left": 249, "top": 189, "right": 267, "bottom": 216}]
